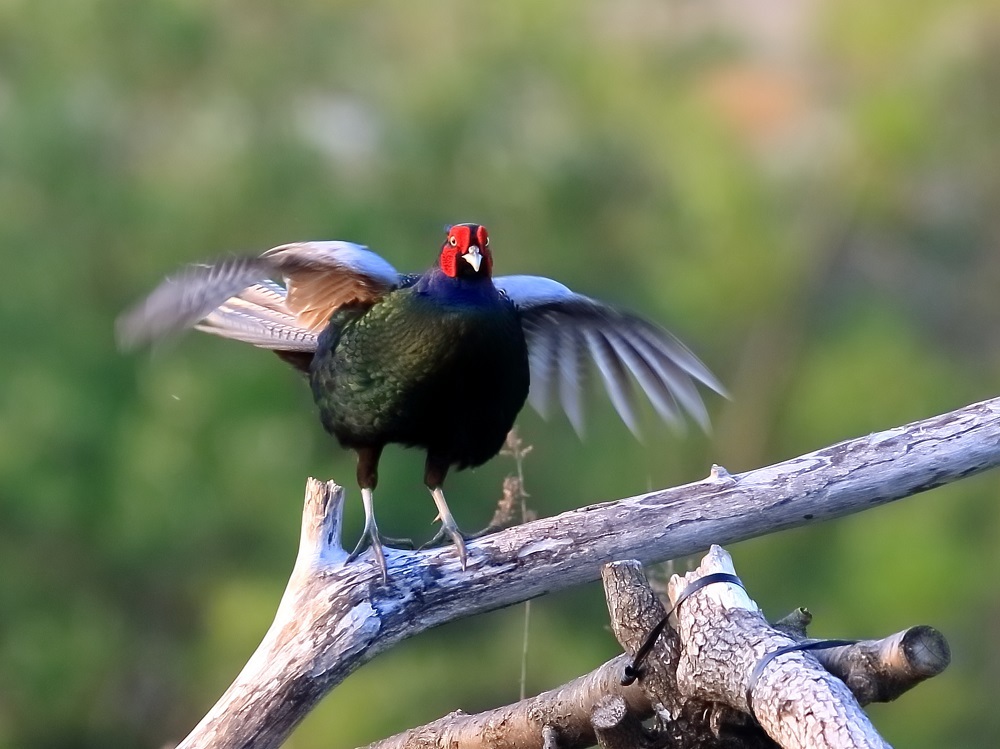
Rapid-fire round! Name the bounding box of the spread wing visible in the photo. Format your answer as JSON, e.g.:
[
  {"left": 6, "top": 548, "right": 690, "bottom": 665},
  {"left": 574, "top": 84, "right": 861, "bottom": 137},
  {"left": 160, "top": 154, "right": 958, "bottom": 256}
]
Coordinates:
[
  {"left": 117, "top": 241, "right": 401, "bottom": 351},
  {"left": 495, "top": 275, "right": 726, "bottom": 435}
]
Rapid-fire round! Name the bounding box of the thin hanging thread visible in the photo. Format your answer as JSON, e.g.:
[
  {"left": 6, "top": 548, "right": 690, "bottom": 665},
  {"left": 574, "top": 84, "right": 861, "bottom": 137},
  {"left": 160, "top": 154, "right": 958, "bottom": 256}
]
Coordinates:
[{"left": 502, "top": 429, "right": 534, "bottom": 701}]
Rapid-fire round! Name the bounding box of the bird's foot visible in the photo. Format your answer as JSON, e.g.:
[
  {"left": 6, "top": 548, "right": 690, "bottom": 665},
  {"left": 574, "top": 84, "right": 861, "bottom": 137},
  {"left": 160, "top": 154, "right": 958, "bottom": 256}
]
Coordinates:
[
  {"left": 421, "top": 521, "right": 499, "bottom": 544},
  {"left": 346, "top": 529, "right": 415, "bottom": 560},
  {"left": 421, "top": 486, "right": 471, "bottom": 570},
  {"left": 420, "top": 517, "right": 469, "bottom": 570},
  {"left": 346, "top": 523, "right": 388, "bottom": 584},
  {"left": 344, "top": 486, "right": 415, "bottom": 584},
  {"left": 345, "top": 519, "right": 414, "bottom": 583}
]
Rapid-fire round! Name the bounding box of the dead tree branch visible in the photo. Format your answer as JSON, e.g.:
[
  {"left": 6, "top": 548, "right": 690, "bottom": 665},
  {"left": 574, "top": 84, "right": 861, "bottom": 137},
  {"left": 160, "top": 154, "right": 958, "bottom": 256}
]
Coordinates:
[
  {"left": 810, "top": 625, "right": 950, "bottom": 705},
  {"left": 365, "top": 656, "right": 652, "bottom": 749},
  {"left": 369, "top": 553, "right": 948, "bottom": 749},
  {"left": 174, "top": 396, "right": 999, "bottom": 749},
  {"left": 666, "top": 547, "right": 887, "bottom": 748}
]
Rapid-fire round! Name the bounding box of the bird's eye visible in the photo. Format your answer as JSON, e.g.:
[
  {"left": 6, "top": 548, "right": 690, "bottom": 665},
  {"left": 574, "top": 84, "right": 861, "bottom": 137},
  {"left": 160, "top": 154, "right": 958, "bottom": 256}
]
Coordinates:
[{"left": 449, "top": 236, "right": 458, "bottom": 247}]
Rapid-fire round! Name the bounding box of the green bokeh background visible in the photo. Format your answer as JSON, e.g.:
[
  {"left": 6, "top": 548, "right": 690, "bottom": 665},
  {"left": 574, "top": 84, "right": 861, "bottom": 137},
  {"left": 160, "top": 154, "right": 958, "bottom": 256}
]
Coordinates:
[{"left": 2, "top": 1, "right": 999, "bottom": 747}]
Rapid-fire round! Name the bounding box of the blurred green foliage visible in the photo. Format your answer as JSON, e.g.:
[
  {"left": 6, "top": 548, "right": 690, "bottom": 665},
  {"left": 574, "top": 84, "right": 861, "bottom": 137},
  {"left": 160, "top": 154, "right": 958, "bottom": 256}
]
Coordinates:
[{"left": 1, "top": 1, "right": 999, "bottom": 746}]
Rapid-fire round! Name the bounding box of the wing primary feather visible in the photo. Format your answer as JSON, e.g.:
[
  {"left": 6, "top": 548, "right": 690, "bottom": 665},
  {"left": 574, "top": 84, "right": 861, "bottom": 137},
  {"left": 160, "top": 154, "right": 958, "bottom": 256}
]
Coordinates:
[
  {"left": 607, "top": 332, "right": 685, "bottom": 430},
  {"left": 635, "top": 323, "right": 728, "bottom": 397},
  {"left": 119, "top": 241, "right": 402, "bottom": 352},
  {"left": 117, "top": 256, "right": 273, "bottom": 349},
  {"left": 517, "top": 297, "right": 724, "bottom": 433},
  {"left": 582, "top": 328, "right": 641, "bottom": 436},
  {"left": 525, "top": 323, "right": 558, "bottom": 419},
  {"left": 629, "top": 329, "right": 711, "bottom": 430},
  {"left": 556, "top": 322, "right": 586, "bottom": 435}
]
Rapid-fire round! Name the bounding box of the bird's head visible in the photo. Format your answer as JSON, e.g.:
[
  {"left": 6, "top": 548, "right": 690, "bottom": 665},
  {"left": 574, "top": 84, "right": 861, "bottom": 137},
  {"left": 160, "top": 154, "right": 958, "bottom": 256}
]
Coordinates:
[{"left": 439, "top": 223, "right": 493, "bottom": 279}]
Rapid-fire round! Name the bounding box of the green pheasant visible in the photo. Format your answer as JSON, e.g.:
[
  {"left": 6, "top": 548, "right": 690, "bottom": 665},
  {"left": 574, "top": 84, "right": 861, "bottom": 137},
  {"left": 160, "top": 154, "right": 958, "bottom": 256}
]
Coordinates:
[{"left": 119, "top": 223, "right": 724, "bottom": 582}]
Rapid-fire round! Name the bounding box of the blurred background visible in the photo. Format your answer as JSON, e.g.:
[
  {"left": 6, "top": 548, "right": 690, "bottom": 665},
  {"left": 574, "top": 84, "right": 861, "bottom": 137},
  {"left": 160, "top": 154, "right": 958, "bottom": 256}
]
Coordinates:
[{"left": 2, "top": 0, "right": 999, "bottom": 746}]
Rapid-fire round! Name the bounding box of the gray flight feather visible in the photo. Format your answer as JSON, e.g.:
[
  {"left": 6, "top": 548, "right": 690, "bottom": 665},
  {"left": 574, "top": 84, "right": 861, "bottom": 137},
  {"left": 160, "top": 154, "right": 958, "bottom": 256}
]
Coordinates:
[
  {"left": 117, "top": 241, "right": 401, "bottom": 351},
  {"left": 496, "top": 274, "right": 725, "bottom": 434},
  {"left": 117, "top": 257, "right": 273, "bottom": 349}
]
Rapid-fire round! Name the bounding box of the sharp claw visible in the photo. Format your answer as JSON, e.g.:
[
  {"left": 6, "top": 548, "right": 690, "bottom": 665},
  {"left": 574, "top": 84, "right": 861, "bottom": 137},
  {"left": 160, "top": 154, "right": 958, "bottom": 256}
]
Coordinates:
[
  {"left": 345, "top": 523, "right": 389, "bottom": 583},
  {"left": 369, "top": 535, "right": 388, "bottom": 585},
  {"left": 425, "top": 486, "right": 471, "bottom": 570},
  {"left": 345, "top": 486, "right": 390, "bottom": 583},
  {"left": 449, "top": 526, "right": 468, "bottom": 570},
  {"left": 418, "top": 524, "right": 469, "bottom": 569}
]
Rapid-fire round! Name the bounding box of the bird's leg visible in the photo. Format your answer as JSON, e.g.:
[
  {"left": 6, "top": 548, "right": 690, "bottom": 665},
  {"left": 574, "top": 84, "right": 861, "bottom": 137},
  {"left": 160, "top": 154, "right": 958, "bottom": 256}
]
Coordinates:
[
  {"left": 346, "top": 445, "right": 391, "bottom": 583},
  {"left": 346, "top": 486, "right": 389, "bottom": 582},
  {"left": 427, "top": 487, "right": 469, "bottom": 569},
  {"left": 420, "top": 455, "right": 469, "bottom": 570}
]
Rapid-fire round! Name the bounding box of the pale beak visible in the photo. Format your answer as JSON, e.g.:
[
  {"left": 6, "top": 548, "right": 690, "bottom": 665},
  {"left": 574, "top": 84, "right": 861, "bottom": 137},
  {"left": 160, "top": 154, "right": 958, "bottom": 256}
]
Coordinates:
[{"left": 463, "top": 246, "right": 483, "bottom": 273}]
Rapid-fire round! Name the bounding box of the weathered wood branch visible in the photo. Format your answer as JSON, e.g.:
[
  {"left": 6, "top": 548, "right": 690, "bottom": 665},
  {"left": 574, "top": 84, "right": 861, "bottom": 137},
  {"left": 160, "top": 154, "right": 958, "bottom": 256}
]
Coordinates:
[
  {"left": 370, "top": 555, "right": 947, "bottom": 749},
  {"left": 175, "top": 396, "right": 1000, "bottom": 748},
  {"left": 591, "top": 695, "right": 654, "bottom": 749},
  {"left": 365, "top": 656, "right": 652, "bottom": 749},
  {"left": 668, "top": 547, "right": 888, "bottom": 748},
  {"left": 812, "top": 626, "right": 950, "bottom": 705},
  {"left": 601, "top": 558, "right": 947, "bottom": 749}
]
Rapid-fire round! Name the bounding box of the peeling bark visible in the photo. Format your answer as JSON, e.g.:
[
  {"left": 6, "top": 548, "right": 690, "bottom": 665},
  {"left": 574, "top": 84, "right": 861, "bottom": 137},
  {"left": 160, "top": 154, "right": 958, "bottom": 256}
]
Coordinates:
[
  {"left": 813, "top": 626, "right": 950, "bottom": 705},
  {"left": 364, "top": 657, "right": 651, "bottom": 749},
  {"left": 369, "top": 556, "right": 946, "bottom": 749},
  {"left": 171, "top": 397, "right": 995, "bottom": 748},
  {"left": 667, "top": 547, "right": 889, "bottom": 749},
  {"left": 591, "top": 696, "right": 653, "bottom": 749}
]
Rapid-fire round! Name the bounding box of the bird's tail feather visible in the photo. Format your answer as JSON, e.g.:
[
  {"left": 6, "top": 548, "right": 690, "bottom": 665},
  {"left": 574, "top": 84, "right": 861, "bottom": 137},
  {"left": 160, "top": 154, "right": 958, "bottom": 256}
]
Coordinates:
[{"left": 195, "top": 281, "right": 319, "bottom": 351}]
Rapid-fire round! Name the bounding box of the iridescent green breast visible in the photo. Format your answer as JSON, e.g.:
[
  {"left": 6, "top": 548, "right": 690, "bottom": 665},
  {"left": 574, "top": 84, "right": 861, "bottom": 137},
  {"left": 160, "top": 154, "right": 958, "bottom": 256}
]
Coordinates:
[{"left": 309, "top": 282, "right": 529, "bottom": 469}]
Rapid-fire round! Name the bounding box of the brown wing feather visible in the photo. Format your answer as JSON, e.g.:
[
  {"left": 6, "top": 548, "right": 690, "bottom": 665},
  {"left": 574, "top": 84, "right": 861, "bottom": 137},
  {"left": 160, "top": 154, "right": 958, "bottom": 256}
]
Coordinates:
[
  {"left": 264, "top": 241, "right": 400, "bottom": 331},
  {"left": 118, "top": 240, "right": 401, "bottom": 350},
  {"left": 285, "top": 274, "right": 382, "bottom": 331}
]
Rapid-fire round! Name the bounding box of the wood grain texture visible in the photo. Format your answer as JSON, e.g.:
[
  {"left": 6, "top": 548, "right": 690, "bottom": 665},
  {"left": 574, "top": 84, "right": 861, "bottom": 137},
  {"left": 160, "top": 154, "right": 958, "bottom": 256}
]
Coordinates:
[
  {"left": 175, "top": 396, "right": 1000, "bottom": 748},
  {"left": 669, "top": 546, "right": 889, "bottom": 749}
]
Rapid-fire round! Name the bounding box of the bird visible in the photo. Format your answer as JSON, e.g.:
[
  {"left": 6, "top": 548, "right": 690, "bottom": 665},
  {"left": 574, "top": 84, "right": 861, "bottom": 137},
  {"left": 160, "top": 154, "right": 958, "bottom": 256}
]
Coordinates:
[{"left": 118, "top": 223, "right": 725, "bottom": 581}]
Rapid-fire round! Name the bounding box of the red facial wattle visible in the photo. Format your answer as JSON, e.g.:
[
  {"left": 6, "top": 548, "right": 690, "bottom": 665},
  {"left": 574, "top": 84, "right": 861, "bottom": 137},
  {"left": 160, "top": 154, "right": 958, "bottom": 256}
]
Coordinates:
[
  {"left": 440, "top": 245, "right": 460, "bottom": 277},
  {"left": 440, "top": 224, "right": 493, "bottom": 278}
]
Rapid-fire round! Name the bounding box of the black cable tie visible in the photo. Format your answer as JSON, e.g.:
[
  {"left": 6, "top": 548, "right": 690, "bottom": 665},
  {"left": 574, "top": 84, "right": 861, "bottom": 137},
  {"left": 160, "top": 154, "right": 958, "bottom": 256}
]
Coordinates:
[
  {"left": 621, "top": 572, "right": 744, "bottom": 685},
  {"left": 745, "top": 638, "right": 858, "bottom": 718}
]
